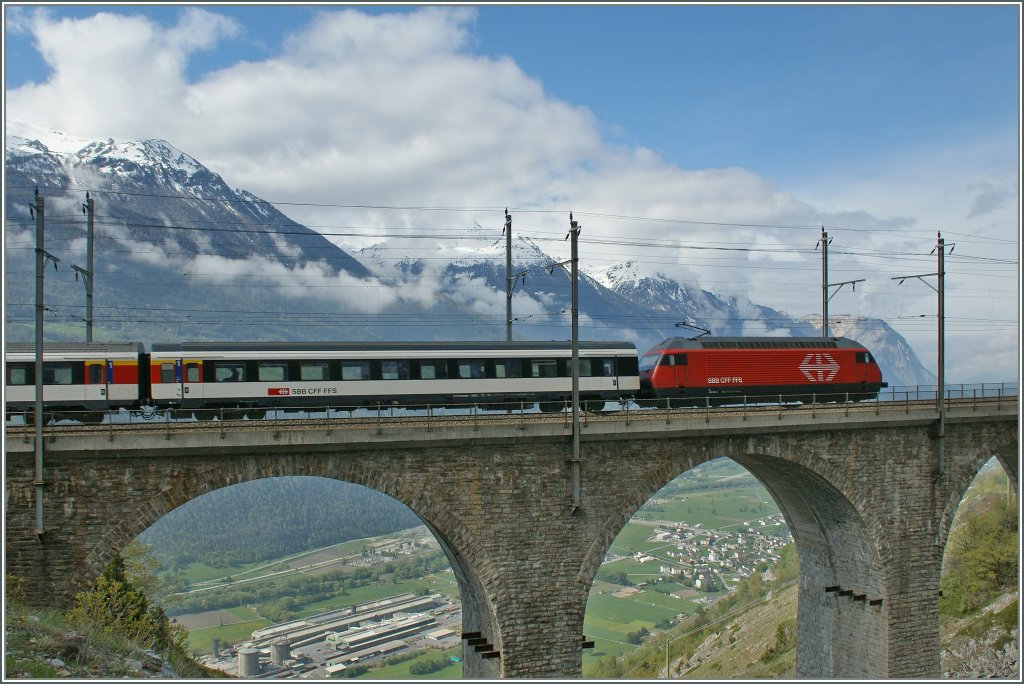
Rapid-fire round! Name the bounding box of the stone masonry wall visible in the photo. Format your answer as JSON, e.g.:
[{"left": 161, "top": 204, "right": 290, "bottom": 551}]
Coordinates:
[{"left": 4, "top": 416, "right": 1017, "bottom": 678}]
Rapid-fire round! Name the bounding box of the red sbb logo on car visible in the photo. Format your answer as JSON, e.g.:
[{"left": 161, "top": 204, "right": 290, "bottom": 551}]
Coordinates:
[{"left": 268, "top": 387, "right": 290, "bottom": 396}]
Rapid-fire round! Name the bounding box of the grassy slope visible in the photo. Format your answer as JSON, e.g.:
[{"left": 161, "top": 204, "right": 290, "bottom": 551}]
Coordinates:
[{"left": 4, "top": 602, "right": 228, "bottom": 679}]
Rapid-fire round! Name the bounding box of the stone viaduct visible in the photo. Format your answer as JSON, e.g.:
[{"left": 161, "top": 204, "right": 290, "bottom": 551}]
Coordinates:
[{"left": 4, "top": 398, "right": 1018, "bottom": 678}]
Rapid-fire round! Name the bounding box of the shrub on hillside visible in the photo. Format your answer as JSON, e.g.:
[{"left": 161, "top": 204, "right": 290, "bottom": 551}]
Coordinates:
[
  {"left": 941, "top": 493, "right": 1018, "bottom": 616},
  {"left": 67, "top": 554, "right": 186, "bottom": 652}
]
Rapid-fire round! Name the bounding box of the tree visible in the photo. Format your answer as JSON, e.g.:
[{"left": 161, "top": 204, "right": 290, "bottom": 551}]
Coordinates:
[
  {"left": 121, "top": 540, "right": 167, "bottom": 602},
  {"left": 593, "top": 655, "right": 622, "bottom": 678},
  {"left": 67, "top": 553, "right": 185, "bottom": 651},
  {"left": 941, "top": 493, "right": 1018, "bottom": 615}
]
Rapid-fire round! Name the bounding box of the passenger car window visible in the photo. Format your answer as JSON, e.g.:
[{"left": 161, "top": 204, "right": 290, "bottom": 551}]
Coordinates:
[
  {"left": 381, "top": 360, "right": 410, "bottom": 380},
  {"left": 341, "top": 361, "right": 370, "bottom": 381},
  {"left": 420, "top": 360, "right": 447, "bottom": 380},
  {"left": 88, "top": 364, "right": 104, "bottom": 384},
  {"left": 530, "top": 359, "right": 558, "bottom": 378},
  {"left": 494, "top": 359, "right": 522, "bottom": 379},
  {"left": 457, "top": 360, "right": 485, "bottom": 379},
  {"left": 43, "top": 364, "right": 73, "bottom": 385},
  {"left": 161, "top": 363, "right": 176, "bottom": 384},
  {"left": 7, "top": 365, "right": 29, "bottom": 385},
  {"left": 300, "top": 362, "right": 328, "bottom": 381},
  {"left": 258, "top": 362, "right": 287, "bottom": 382},
  {"left": 215, "top": 363, "right": 246, "bottom": 382}
]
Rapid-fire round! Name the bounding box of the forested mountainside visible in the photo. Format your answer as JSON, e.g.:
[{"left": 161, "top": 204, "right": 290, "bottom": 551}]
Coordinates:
[{"left": 137, "top": 477, "right": 421, "bottom": 569}]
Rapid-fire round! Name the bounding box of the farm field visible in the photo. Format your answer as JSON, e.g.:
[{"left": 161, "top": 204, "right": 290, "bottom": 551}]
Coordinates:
[
  {"left": 360, "top": 647, "right": 462, "bottom": 679},
  {"left": 175, "top": 529, "right": 430, "bottom": 589},
  {"left": 186, "top": 619, "right": 270, "bottom": 654}
]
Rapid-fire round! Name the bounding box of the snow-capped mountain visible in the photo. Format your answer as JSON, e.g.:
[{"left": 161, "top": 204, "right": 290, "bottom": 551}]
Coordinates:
[
  {"left": 5, "top": 121, "right": 367, "bottom": 271},
  {"left": 357, "top": 227, "right": 683, "bottom": 349},
  {"left": 4, "top": 125, "right": 382, "bottom": 343},
  {"left": 588, "top": 260, "right": 809, "bottom": 336},
  {"left": 4, "top": 124, "right": 935, "bottom": 387}
]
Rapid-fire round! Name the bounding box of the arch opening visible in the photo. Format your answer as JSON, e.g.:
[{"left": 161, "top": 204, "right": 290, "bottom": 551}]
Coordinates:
[
  {"left": 938, "top": 457, "right": 1019, "bottom": 679},
  {"left": 104, "top": 475, "right": 472, "bottom": 679},
  {"left": 581, "top": 456, "right": 798, "bottom": 679}
]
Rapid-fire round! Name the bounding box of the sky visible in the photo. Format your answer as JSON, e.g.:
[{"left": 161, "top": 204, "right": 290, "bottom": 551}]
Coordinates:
[{"left": 3, "top": 2, "right": 1021, "bottom": 383}]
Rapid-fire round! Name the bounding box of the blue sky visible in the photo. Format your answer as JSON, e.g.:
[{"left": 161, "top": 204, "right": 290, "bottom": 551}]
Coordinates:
[
  {"left": 3, "top": 3, "right": 1021, "bottom": 382},
  {"left": 6, "top": 4, "right": 1017, "bottom": 185}
]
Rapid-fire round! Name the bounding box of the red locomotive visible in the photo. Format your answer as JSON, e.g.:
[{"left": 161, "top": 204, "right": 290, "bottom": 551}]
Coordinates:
[{"left": 638, "top": 336, "right": 886, "bottom": 405}]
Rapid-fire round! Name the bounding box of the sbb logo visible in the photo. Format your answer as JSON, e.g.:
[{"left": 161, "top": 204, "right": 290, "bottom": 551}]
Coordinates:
[
  {"left": 268, "top": 387, "right": 290, "bottom": 396},
  {"left": 798, "top": 353, "right": 840, "bottom": 382}
]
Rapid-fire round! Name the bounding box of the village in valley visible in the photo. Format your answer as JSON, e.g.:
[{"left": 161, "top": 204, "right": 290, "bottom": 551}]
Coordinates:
[{"left": 622, "top": 513, "right": 791, "bottom": 596}]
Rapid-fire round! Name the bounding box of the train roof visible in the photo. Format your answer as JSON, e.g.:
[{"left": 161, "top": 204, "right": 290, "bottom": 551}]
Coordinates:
[
  {"left": 5, "top": 342, "right": 143, "bottom": 355},
  {"left": 148, "top": 340, "right": 637, "bottom": 353},
  {"left": 642, "top": 336, "right": 869, "bottom": 352}
]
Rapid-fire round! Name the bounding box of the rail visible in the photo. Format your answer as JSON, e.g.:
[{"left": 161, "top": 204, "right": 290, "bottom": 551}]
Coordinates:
[{"left": 4, "top": 387, "right": 1017, "bottom": 441}]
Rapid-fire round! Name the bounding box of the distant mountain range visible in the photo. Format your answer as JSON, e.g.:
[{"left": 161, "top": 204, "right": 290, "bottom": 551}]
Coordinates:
[{"left": 3, "top": 123, "right": 935, "bottom": 386}]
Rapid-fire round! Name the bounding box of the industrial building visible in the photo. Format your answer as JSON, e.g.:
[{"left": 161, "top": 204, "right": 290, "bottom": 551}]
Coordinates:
[{"left": 199, "top": 591, "right": 459, "bottom": 678}]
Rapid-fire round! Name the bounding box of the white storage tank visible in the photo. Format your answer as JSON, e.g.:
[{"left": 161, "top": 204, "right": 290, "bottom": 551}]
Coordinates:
[
  {"left": 271, "top": 640, "right": 291, "bottom": 665},
  {"left": 238, "top": 647, "right": 261, "bottom": 677}
]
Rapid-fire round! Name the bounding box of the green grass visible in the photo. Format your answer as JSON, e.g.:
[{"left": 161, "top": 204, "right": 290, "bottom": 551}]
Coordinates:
[
  {"left": 359, "top": 647, "right": 462, "bottom": 679},
  {"left": 632, "top": 589, "right": 689, "bottom": 611},
  {"left": 585, "top": 593, "right": 678, "bottom": 631},
  {"left": 179, "top": 560, "right": 269, "bottom": 584},
  {"left": 185, "top": 619, "right": 270, "bottom": 654},
  {"left": 608, "top": 525, "right": 663, "bottom": 555},
  {"left": 654, "top": 487, "right": 778, "bottom": 528},
  {"left": 954, "top": 599, "right": 1019, "bottom": 640},
  {"left": 581, "top": 618, "right": 639, "bottom": 644},
  {"left": 5, "top": 654, "right": 59, "bottom": 678},
  {"left": 296, "top": 579, "right": 442, "bottom": 616},
  {"left": 582, "top": 635, "right": 636, "bottom": 672},
  {"left": 226, "top": 605, "right": 260, "bottom": 621}
]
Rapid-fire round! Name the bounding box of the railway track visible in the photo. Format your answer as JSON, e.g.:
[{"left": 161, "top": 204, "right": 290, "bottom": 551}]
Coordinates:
[{"left": 5, "top": 395, "right": 1014, "bottom": 438}]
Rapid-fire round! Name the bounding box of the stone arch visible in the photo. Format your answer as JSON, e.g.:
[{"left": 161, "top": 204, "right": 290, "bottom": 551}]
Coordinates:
[
  {"left": 76, "top": 451, "right": 502, "bottom": 678},
  {"left": 575, "top": 434, "right": 889, "bottom": 679},
  {"left": 575, "top": 449, "right": 712, "bottom": 589},
  {"left": 939, "top": 431, "right": 1019, "bottom": 552}
]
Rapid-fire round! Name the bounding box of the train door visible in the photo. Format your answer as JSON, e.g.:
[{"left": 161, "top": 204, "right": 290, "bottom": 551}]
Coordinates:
[
  {"left": 854, "top": 351, "right": 871, "bottom": 383},
  {"left": 83, "top": 359, "right": 108, "bottom": 404},
  {"left": 156, "top": 359, "right": 183, "bottom": 401},
  {"left": 666, "top": 353, "right": 688, "bottom": 388},
  {"left": 181, "top": 359, "right": 203, "bottom": 405},
  {"left": 596, "top": 358, "right": 619, "bottom": 392}
]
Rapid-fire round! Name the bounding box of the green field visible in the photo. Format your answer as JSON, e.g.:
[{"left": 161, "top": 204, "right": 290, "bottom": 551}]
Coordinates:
[
  {"left": 585, "top": 592, "right": 679, "bottom": 627},
  {"left": 185, "top": 619, "right": 270, "bottom": 653},
  {"left": 359, "top": 647, "right": 462, "bottom": 679},
  {"left": 226, "top": 605, "right": 260, "bottom": 621},
  {"left": 583, "top": 635, "right": 634, "bottom": 661},
  {"left": 177, "top": 535, "right": 415, "bottom": 586},
  {"left": 297, "top": 578, "right": 454, "bottom": 616}
]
